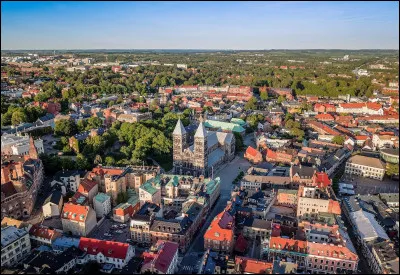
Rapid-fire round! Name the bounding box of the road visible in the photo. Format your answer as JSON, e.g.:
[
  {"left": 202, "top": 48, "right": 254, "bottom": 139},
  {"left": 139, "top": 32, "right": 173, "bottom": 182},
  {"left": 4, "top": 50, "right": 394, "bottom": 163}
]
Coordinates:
[{"left": 185, "top": 155, "right": 251, "bottom": 254}]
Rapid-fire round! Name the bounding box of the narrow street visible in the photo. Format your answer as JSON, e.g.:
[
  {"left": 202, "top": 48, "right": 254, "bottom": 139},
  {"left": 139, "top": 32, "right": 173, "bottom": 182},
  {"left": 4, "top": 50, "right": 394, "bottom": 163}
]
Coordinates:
[{"left": 185, "top": 155, "right": 251, "bottom": 254}]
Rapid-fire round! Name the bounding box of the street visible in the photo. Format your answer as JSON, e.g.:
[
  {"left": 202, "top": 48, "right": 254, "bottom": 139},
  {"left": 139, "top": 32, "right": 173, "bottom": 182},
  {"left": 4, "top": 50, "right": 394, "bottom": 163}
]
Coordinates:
[{"left": 185, "top": 155, "right": 252, "bottom": 254}]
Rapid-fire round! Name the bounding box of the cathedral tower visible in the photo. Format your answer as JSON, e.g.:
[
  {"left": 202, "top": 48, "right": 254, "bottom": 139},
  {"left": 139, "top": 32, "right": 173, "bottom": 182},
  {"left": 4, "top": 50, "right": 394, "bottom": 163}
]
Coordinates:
[
  {"left": 172, "top": 119, "right": 187, "bottom": 165},
  {"left": 194, "top": 122, "right": 208, "bottom": 176}
]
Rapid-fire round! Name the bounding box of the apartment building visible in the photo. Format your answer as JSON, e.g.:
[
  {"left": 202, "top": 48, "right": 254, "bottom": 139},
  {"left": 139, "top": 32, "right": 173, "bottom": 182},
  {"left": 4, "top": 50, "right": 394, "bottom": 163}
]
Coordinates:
[
  {"left": 372, "top": 134, "right": 399, "bottom": 149},
  {"left": 1, "top": 142, "right": 44, "bottom": 220},
  {"left": 28, "top": 224, "right": 62, "bottom": 247},
  {"left": 266, "top": 237, "right": 359, "bottom": 274},
  {"left": 53, "top": 170, "right": 82, "bottom": 193},
  {"left": 93, "top": 192, "right": 111, "bottom": 218},
  {"left": 61, "top": 203, "right": 97, "bottom": 237},
  {"left": 1, "top": 226, "right": 31, "bottom": 267},
  {"left": 204, "top": 209, "right": 235, "bottom": 254},
  {"left": 345, "top": 155, "right": 385, "bottom": 181},
  {"left": 242, "top": 218, "right": 272, "bottom": 241},
  {"left": 1, "top": 135, "right": 44, "bottom": 156}
]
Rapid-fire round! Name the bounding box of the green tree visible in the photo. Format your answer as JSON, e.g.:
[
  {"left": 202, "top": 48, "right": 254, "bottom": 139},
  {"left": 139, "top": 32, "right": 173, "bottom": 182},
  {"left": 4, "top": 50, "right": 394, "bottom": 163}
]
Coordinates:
[
  {"left": 234, "top": 132, "right": 244, "bottom": 151},
  {"left": 386, "top": 163, "right": 399, "bottom": 177},
  {"left": 277, "top": 95, "right": 286, "bottom": 104},
  {"left": 332, "top": 135, "right": 345, "bottom": 145},
  {"left": 290, "top": 128, "right": 305, "bottom": 141},
  {"left": 260, "top": 91, "right": 269, "bottom": 101},
  {"left": 86, "top": 117, "right": 103, "bottom": 130},
  {"left": 76, "top": 153, "right": 91, "bottom": 170},
  {"left": 105, "top": 156, "right": 116, "bottom": 166},
  {"left": 11, "top": 110, "right": 27, "bottom": 126},
  {"left": 244, "top": 96, "right": 258, "bottom": 111},
  {"left": 55, "top": 119, "right": 78, "bottom": 136}
]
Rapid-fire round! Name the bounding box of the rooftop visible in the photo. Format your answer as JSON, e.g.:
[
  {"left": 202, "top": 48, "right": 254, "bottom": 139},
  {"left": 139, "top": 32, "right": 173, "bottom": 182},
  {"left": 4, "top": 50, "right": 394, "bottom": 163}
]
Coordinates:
[
  {"left": 347, "top": 155, "right": 385, "bottom": 169},
  {"left": 1, "top": 226, "right": 28, "bottom": 248}
]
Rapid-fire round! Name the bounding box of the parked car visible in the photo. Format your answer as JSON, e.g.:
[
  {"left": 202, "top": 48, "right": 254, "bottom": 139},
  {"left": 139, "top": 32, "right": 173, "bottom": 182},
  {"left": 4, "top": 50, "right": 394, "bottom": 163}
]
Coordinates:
[
  {"left": 115, "top": 230, "right": 123, "bottom": 234},
  {"left": 104, "top": 233, "right": 112, "bottom": 237}
]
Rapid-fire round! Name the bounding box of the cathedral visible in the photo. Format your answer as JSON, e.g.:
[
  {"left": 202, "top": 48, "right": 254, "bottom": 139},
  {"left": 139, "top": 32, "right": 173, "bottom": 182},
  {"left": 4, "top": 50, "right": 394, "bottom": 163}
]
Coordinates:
[{"left": 172, "top": 119, "right": 235, "bottom": 177}]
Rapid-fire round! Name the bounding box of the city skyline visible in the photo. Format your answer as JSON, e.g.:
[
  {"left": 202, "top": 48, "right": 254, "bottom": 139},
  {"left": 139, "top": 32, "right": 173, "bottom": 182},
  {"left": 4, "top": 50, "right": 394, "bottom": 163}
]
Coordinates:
[{"left": 1, "top": 1, "right": 399, "bottom": 50}]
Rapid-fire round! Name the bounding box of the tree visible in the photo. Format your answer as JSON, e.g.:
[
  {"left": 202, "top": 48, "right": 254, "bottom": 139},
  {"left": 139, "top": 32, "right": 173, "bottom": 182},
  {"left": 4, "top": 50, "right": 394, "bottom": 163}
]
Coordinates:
[
  {"left": 86, "top": 117, "right": 103, "bottom": 130},
  {"left": 105, "top": 156, "right": 116, "bottom": 166},
  {"left": 234, "top": 132, "right": 244, "bottom": 151},
  {"left": 116, "top": 191, "right": 128, "bottom": 204},
  {"left": 244, "top": 97, "right": 258, "bottom": 111},
  {"left": 11, "top": 110, "right": 27, "bottom": 126},
  {"left": 55, "top": 119, "right": 77, "bottom": 136},
  {"left": 76, "top": 153, "right": 91, "bottom": 170},
  {"left": 386, "top": 163, "right": 399, "bottom": 177},
  {"left": 290, "top": 128, "right": 305, "bottom": 141},
  {"left": 260, "top": 90, "right": 269, "bottom": 101},
  {"left": 332, "top": 135, "right": 345, "bottom": 145},
  {"left": 277, "top": 95, "right": 286, "bottom": 104}
]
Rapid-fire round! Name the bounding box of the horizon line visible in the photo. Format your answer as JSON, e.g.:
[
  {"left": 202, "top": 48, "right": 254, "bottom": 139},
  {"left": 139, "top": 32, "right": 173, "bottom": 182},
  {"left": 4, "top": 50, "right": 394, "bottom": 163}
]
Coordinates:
[{"left": 2, "top": 48, "right": 399, "bottom": 51}]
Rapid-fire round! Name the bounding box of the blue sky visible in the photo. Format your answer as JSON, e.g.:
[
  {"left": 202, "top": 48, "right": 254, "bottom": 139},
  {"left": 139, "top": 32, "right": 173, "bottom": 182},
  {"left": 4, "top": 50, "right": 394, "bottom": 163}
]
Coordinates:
[{"left": 1, "top": 1, "right": 399, "bottom": 50}]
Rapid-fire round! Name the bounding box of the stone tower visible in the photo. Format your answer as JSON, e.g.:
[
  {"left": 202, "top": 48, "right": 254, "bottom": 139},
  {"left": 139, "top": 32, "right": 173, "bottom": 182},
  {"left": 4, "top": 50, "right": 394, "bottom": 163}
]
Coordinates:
[
  {"left": 172, "top": 119, "right": 187, "bottom": 165},
  {"left": 194, "top": 122, "right": 208, "bottom": 176}
]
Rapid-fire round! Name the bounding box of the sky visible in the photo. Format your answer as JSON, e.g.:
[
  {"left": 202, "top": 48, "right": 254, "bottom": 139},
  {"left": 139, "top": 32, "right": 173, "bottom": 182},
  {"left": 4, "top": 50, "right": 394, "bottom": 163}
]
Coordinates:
[{"left": 1, "top": 1, "right": 399, "bottom": 50}]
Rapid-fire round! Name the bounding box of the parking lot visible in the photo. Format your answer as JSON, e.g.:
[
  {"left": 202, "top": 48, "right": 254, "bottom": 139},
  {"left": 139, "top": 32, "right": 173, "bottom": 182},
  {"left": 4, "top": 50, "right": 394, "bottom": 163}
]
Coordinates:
[
  {"left": 88, "top": 217, "right": 131, "bottom": 243},
  {"left": 341, "top": 173, "right": 399, "bottom": 195},
  {"left": 41, "top": 134, "right": 60, "bottom": 155}
]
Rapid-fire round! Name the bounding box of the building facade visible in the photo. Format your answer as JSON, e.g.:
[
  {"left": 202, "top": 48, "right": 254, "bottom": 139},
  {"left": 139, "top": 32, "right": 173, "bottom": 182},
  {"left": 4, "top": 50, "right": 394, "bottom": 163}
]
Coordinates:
[
  {"left": 173, "top": 119, "right": 235, "bottom": 177},
  {"left": 345, "top": 155, "right": 385, "bottom": 181},
  {"left": 1, "top": 226, "right": 31, "bottom": 267}
]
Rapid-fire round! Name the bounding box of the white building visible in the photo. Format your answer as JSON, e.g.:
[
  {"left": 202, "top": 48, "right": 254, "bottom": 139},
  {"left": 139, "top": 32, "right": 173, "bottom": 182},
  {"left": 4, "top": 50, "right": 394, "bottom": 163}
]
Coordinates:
[
  {"left": 77, "top": 237, "right": 135, "bottom": 270},
  {"left": 93, "top": 193, "right": 111, "bottom": 218},
  {"left": 42, "top": 191, "right": 63, "bottom": 218},
  {"left": 1, "top": 135, "right": 44, "bottom": 156},
  {"left": 345, "top": 155, "right": 385, "bottom": 181},
  {"left": 372, "top": 134, "right": 399, "bottom": 149},
  {"left": 1, "top": 226, "right": 31, "bottom": 267},
  {"left": 53, "top": 170, "right": 82, "bottom": 193}
]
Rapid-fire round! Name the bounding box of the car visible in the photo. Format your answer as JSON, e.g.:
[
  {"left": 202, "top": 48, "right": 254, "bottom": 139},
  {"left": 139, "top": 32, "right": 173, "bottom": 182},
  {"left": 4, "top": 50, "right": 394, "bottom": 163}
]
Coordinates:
[
  {"left": 115, "top": 230, "right": 123, "bottom": 234},
  {"left": 104, "top": 233, "right": 112, "bottom": 237}
]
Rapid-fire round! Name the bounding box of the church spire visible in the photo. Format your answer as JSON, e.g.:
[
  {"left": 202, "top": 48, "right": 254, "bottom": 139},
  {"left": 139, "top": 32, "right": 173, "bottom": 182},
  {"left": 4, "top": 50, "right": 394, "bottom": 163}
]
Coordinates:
[
  {"left": 173, "top": 119, "right": 186, "bottom": 136},
  {"left": 194, "top": 122, "right": 207, "bottom": 138}
]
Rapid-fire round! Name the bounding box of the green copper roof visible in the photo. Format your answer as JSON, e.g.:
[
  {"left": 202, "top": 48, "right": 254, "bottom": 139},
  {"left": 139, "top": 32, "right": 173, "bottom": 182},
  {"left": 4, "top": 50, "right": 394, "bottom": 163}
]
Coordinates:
[
  {"left": 204, "top": 120, "right": 245, "bottom": 133},
  {"left": 94, "top": 192, "right": 110, "bottom": 203},
  {"left": 230, "top": 118, "right": 246, "bottom": 126}
]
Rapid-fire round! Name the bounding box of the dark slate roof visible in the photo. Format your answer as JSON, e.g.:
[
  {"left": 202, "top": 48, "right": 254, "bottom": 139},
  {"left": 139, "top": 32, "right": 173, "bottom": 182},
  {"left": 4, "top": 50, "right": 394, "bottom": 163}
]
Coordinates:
[
  {"left": 151, "top": 217, "right": 192, "bottom": 235},
  {"left": 37, "top": 113, "right": 55, "bottom": 122},
  {"left": 292, "top": 165, "right": 316, "bottom": 178},
  {"left": 22, "top": 246, "right": 79, "bottom": 272},
  {"left": 44, "top": 190, "right": 62, "bottom": 205}
]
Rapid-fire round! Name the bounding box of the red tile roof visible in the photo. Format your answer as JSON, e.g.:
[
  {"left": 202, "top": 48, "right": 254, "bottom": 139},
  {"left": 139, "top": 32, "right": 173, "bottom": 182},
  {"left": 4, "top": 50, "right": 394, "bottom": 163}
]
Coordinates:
[
  {"left": 142, "top": 241, "right": 179, "bottom": 274},
  {"left": 78, "top": 179, "right": 97, "bottom": 193},
  {"left": 62, "top": 203, "right": 90, "bottom": 222},
  {"left": 79, "top": 237, "right": 129, "bottom": 260},
  {"left": 204, "top": 211, "right": 234, "bottom": 242},
  {"left": 313, "top": 172, "right": 331, "bottom": 188},
  {"left": 354, "top": 135, "right": 369, "bottom": 141},
  {"left": 315, "top": 114, "right": 334, "bottom": 121},
  {"left": 307, "top": 241, "right": 358, "bottom": 261},
  {"left": 269, "top": 237, "right": 307, "bottom": 253},
  {"left": 29, "top": 224, "right": 61, "bottom": 241},
  {"left": 245, "top": 146, "right": 261, "bottom": 158},
  {"left": 235, "top": 256, "right": 273, "bottom": 274}
]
